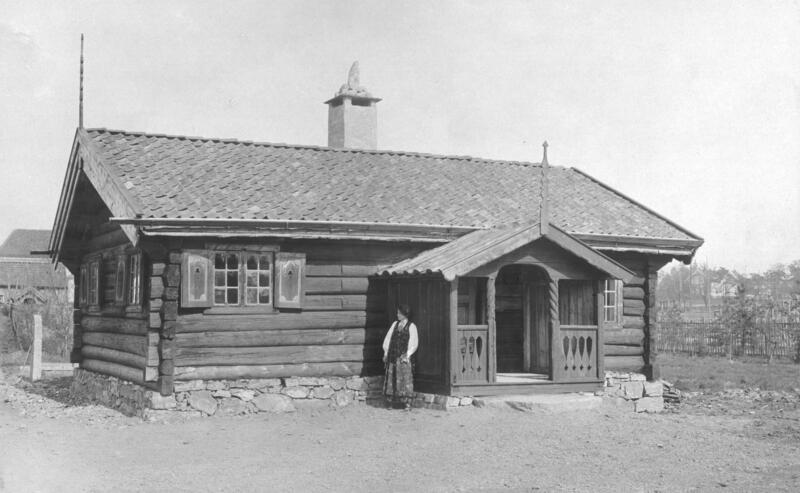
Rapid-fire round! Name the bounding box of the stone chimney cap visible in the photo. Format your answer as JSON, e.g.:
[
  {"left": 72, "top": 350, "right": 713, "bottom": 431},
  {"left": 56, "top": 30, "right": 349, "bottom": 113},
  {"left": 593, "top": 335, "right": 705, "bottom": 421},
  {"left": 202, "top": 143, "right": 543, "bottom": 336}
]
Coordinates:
[{"left": 324, "top": 61, "right": 382, "bottom": 104}]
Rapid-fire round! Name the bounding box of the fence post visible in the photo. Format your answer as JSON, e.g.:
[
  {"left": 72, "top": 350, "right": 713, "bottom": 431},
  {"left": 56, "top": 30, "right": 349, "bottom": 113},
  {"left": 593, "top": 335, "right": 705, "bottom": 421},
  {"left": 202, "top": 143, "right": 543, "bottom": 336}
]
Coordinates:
[{"left": 31, "top": 313, "right": 43, "bottom": 381}]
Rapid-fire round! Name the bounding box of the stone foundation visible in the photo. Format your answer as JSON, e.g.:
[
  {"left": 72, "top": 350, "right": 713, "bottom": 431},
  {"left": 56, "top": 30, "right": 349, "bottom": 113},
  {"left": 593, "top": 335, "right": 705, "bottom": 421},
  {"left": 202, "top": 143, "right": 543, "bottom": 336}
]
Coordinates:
[
  {"left": 603, "top": 371, "right": 664, "bottom": 412},
  {"left": 71, "top": 369, "right": 474, "bottom": 418}
]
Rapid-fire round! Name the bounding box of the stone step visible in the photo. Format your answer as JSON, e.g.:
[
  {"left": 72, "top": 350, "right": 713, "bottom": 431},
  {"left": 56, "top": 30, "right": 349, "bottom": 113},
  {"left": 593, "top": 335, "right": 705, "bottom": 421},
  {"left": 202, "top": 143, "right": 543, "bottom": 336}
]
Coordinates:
[{"left": 472, "top": 392, "right": 602, "bottom": 413}]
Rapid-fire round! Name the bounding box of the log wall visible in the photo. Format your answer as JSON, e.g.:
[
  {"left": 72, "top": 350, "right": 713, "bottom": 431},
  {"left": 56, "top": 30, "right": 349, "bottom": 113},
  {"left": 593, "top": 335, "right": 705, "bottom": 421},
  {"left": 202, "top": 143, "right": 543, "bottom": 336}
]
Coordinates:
[{"left": 171, "top": 239, "right": 428, "bottom": 384}]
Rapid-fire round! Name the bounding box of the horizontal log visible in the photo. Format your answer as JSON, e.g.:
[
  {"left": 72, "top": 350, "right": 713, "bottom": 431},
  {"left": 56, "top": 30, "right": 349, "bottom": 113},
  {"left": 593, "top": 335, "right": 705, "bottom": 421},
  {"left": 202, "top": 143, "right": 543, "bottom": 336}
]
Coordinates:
[
  {"left": 622, "top": 286, "right": 645, "bottom": 299},
  {"left": 176, "top": 311, "right": 373, "bottom": 333},
  {"left": 623, "top": 316, "right": 645, "bottom": 330},
  {"left": 81, "top": 316, "right": 148, "bottom": 335},
  {"left": 603, "top": 344, "right": 644, "bottom": 357},
  {"left": 175, "top": 328, "right": 384, "bottom": 348},
  {"left": 82, "top": 332, "right": 147, "bottom": 356},
  {"left": 173, "top": 361, "right": 364, "bottom": 380},
  {"left": 304, "top": 295, "right": 368, "bottom": 311},
  {"left": 623, "top": 299, "right": 645, "bottom": 310},
  {"left": 604, "top": 328, "right": 645, "bottom": 346},
  {"left": 306, "top": 264, "right": 379, "bottom": 277},
  {"left": 305, "top": 277, "right": 370, "bottom": 295},
  {"left": 85, "top": 229, "right": 129, "bottom": 253},
  {"left": 82, "top": 358, "right": 144, "bottom": 385},
  {"left": 604, "top": 355, "right": 644, "bottom": 371},
  {"left": 81, "top": 344, "right": 146, "bottom": 369},
  {"left": 175, "top": 344, "right": 373, "bottom": 367},
  {"left": 622, "top": 303, "right": 646, "bottom": 317}
]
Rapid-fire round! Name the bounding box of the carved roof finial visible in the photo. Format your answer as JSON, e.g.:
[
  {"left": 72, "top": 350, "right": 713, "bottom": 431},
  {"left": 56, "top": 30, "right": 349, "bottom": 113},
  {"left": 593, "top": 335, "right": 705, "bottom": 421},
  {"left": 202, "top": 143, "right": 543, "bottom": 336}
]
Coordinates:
[
  {"left": 542, "top": 141, "right": 549, "bottom": 166},
  {"left": 335, "top": 61, "right": 374, "bottom": 98},
  {"left": 347, "top": 61, "right": 360, "bottom": 89}
]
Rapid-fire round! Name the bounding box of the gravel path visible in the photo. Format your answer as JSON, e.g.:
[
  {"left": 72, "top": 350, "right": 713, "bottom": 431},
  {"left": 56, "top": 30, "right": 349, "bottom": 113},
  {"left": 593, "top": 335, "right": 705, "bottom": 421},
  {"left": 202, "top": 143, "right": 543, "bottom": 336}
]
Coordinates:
[{"left": 1, "top": 371, "right": 799, "bottom": 492}]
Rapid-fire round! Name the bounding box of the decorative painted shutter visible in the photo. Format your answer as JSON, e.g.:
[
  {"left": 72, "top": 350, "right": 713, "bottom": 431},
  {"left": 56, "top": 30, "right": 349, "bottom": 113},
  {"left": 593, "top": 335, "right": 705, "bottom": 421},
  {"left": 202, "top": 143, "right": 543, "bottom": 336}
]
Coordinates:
[
  {"left": 114, "top": 255, "right": 127, "bottom": 304},
  {"left": 181, "top": 251, "right": 213, "bottom": 308},
  {"left": 275, "top": 252, "right": 306, "bottom": 309}
]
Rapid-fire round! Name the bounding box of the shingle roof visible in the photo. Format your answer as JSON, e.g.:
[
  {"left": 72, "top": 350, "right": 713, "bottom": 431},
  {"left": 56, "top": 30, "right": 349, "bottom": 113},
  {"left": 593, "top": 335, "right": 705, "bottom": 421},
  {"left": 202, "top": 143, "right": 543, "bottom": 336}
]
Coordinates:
[
  {"left": 83, "top": 128, "right": 698, "bottom": 241},
  {"left": 0, "top": 229, "right": 52, "bottom": 257}
]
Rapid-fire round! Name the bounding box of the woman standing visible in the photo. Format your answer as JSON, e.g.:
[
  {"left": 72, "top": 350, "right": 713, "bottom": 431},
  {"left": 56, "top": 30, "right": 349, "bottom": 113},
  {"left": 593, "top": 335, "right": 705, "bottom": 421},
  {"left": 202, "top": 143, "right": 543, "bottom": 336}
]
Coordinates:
[{"left": 382, "top": 304, "right": 418, "bottom": 410}]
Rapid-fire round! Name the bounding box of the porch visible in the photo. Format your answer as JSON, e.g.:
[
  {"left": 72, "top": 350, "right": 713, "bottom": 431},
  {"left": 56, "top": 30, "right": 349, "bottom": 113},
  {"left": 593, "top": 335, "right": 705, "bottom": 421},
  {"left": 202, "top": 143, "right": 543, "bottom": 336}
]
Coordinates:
[{"left": 381, "top": 221, "right": 635, "bottom": 397}]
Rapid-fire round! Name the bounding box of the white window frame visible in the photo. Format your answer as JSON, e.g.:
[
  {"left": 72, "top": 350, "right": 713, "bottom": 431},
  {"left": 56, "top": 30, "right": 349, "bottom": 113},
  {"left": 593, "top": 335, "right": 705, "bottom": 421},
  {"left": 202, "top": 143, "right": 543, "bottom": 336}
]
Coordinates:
[
  {"left": 212, "top": 251, "right": 273, "bottom": 307},
  {"left": 603, "top": 279, "right": 623, "bottom": 324}
]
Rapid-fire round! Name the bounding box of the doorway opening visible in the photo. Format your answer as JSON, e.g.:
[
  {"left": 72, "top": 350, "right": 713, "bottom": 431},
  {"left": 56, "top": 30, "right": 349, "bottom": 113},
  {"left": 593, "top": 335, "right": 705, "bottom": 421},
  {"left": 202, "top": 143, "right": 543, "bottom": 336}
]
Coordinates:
[{"left": 495, "top": 264, "right": 551, "bottom": 381}]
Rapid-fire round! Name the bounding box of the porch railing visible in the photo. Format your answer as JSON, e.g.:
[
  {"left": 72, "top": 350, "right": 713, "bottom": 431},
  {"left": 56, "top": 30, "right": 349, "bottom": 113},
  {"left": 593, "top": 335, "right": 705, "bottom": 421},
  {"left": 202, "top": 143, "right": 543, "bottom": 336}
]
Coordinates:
[
  {"left": 456, "top": 325, "right": 488, "bottom": 383},
  {"left": 558, "top": 325, "right": 599, "bottom": 381}
]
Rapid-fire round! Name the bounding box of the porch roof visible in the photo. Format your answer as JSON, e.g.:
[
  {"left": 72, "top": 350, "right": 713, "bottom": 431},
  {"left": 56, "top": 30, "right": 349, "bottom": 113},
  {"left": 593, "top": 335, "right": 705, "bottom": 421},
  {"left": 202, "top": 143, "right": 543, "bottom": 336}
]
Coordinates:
[{"left": 380, "top": 222, "right": 634, "bottom": 282}]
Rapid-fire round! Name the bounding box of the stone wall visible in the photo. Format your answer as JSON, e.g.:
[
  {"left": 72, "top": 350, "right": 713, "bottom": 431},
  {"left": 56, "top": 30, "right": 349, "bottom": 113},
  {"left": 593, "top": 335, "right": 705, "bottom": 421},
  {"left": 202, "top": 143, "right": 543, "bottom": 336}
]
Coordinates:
[
  {"left": 603, "top": 371, "right": 664, "bottom": 412},
  {"left": 72, "top": 369, "right": 474, "bottom": 417}
]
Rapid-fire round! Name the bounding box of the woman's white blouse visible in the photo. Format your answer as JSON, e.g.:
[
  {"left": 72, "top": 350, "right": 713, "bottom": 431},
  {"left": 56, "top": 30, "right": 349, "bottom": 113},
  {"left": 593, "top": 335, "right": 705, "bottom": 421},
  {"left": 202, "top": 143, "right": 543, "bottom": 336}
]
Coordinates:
[{"left": 382, "top": 321, "right": 419, "bottom": 359}]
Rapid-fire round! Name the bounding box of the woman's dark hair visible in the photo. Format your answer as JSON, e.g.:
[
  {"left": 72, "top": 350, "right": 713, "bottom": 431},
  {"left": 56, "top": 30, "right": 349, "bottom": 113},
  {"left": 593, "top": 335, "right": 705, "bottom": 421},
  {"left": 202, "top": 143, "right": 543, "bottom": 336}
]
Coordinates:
[{"left": 397, "top": 304, "right": 412, "bottom": 321}]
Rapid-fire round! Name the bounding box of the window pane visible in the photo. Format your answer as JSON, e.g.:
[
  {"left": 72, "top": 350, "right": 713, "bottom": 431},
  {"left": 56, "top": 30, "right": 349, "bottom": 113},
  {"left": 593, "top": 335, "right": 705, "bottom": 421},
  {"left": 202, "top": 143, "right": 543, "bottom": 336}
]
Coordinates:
[
  {"left": 246, "top": 255, "right": 257, "bottom": 270},
  {"left": 259, "top": 272, "right": 270, "bottom": 287},
  {"left": 215, "top": 254, "right": 226, "bottom": 269},
  {"left": 215, "top": 271, "right": 226, "bottom": 287},
  {"left": 246, "top": 272, "right": 258, "bottom": 287},
  {"left": 259, "top": 255, "right": 270, "bottom": 269},
  {"left": 246, "top": 288, "right": 258, "bottom": 304},
  {"left": 227, "top": 271, "right": 238, "bottom": 287},
  {"left": 258, "top": 288, "right": 270, "bottom": 304},
  {"left": 227, "top": 253, "right": 238, "bottom": 270},
  {"left": 227, "top": 289, "right": 238, "bottom": 304},
  {"left": 214, "top": 289, "right": 226, "bottom": 304}
]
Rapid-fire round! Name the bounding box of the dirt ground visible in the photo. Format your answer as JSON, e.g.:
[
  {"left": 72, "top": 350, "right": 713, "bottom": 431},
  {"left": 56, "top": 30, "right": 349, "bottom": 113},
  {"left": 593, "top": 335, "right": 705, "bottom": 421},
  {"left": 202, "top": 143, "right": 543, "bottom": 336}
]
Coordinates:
[{"left": 1, "top": 370, "right": 799, "bottom": 493}]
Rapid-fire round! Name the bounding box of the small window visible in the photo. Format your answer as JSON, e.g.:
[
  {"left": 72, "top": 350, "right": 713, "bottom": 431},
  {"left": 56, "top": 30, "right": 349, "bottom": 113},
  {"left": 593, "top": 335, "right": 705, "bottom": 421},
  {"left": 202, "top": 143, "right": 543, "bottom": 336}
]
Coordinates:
[
  {"left": 213, "top": 252, "right": 273, "bottom": 307},
  {"left": 79, "top": 265, "right": 88, "bottom": 305},
  {"left": 128, "top": 253, "right": 141, "bottom": 305},
  {"left": 88, "top": 259, "right": 100, "bottom": 307},
  {"left": 603, "top": 279, "right": 622, "bottom": 324},
  {"left": 115, "top": 256, "right": 126, "bottom": 304}
]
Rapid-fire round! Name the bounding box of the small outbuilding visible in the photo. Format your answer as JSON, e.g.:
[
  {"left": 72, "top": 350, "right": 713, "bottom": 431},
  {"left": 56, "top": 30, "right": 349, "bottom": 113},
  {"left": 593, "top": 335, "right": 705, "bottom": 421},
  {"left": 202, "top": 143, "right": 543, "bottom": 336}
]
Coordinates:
[{"left": 50, "top": 65, "right": 702, "bottom": 412}]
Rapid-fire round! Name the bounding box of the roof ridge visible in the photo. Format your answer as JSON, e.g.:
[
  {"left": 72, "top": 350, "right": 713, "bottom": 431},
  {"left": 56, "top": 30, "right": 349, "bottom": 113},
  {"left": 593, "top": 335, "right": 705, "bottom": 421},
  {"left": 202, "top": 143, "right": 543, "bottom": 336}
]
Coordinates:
[{"left": 85, "top": 127, "right": 563, "bottom": 169}]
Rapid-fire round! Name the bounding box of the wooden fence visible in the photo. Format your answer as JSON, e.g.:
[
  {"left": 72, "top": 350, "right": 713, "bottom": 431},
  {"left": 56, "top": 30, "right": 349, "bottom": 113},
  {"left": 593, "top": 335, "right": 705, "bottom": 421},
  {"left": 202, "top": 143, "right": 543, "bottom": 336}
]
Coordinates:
[{"left": 657, "top": 321, "right": 800, "bottom": 360}]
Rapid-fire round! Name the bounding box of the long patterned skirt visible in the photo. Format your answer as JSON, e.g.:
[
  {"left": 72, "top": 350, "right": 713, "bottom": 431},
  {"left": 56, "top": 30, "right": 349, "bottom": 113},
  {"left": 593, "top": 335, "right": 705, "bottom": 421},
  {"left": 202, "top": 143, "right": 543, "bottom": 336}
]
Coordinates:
[{"left": 384, "top": 358, "right": 414, "bottom": 406}]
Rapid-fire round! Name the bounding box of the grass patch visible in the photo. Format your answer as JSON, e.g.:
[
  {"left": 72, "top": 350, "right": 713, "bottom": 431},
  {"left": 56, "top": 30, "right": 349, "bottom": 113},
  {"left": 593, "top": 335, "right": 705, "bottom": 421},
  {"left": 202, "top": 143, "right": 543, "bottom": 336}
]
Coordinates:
[{"left": 660, "top": 353, "right": 800, "bottom": 392}]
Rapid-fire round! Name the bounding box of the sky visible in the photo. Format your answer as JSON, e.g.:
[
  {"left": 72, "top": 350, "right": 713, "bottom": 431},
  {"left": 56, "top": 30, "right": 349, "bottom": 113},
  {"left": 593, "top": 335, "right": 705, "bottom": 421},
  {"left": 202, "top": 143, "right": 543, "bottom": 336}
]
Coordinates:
[{"left": 1, "top": 0, "right": 798, "bottom": 274}]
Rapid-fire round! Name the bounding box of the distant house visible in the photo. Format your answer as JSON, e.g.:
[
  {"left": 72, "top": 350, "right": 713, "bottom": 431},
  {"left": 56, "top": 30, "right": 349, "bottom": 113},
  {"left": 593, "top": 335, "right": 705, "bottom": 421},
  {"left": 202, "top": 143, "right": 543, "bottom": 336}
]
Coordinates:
[
  {"left": 0, "top": 229, "right": 72, "bottom": 304},
  {"left": 50, "top": 64, "right": 702, "bottom": 409}
]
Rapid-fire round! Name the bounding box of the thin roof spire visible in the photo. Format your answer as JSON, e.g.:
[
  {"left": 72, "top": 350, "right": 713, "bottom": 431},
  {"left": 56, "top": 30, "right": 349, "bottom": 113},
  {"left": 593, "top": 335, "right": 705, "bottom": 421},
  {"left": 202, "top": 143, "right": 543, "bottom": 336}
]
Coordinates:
[
  {"left": 539, "top": 141, "right": 549, "bottom": 235},
  {"left": 79, "top": 34, "right": 84, "bottom": 128}
]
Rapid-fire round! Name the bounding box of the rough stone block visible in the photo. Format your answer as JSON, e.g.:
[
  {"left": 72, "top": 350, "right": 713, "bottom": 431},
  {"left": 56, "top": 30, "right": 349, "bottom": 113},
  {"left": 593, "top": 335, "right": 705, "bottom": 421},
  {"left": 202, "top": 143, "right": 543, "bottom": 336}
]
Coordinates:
[
  {"left": 206, "top": 381, "right": 226, "bottom": 391},
  {"left": 249, "top": 378, "right": 281, "bottom": 390},
  {"left": 212, "top": 389, "right": 231, "bottom": 398},
  {"left": 231, "top": 389, "right": 255, "bottom": 401},
  {"left": 446, "top": 396, "right": 461, "bottom": 408},
  {"left": 345, "top": 377, "right": 365, "bottom": 391},
  {"left": 630, "top": 373, "right": 646, "bottom": 382},
  {"left": 643, "top": 381, "right": 664, "bottom": 397},
  {"left": 284, "top": 386, "right": 309, "bottom": 399},
  {"left": 459, "top": 397, "right": 473, "bottom": 406},
  {"left": 253, "top": 394, "right": 295, "bottom": 413},
  {"left": 188, "top": 391, "right": 217, "bottom": 415},
  {"left": 174, "top": 380, "right": 205, "bottom": 392},
  {"left": 603, "top": 396, "right": 635, "bottom": 411},
  {"left": 634, "top": 396, "right": 664, "bottom": 413},
  {"left": 622, "top": 381, "right": 644, "bottom": 399},
  {"left": 228, "top": 379, "right": 250, "bottom": 389},
  {"left": 293, "top": 377, "right": 324, "bottom": 387},
  {"left": 604, "top": 385, "right": 625, "bottom": 398},
  {"left": 294, "top": 399, "right": 333, "bottom": 412},
  {"left": 311, "top": 386, "right": 335, "bottom": 399},
  {"left": 148, "top": 393, "right": 177, "bottom": 410},
  {"left": 328, "top": 377, "right": 345, "bottom": 391},
  {"left": 217, "top": 398, "right": 248, "bottom": 416}
]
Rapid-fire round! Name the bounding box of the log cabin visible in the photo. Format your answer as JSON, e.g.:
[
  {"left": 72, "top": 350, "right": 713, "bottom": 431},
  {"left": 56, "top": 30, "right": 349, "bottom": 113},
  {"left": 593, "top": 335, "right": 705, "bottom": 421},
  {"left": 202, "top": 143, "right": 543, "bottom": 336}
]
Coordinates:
[{"left": 49, "top": 64, "right": 702, "bottom": 410}]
